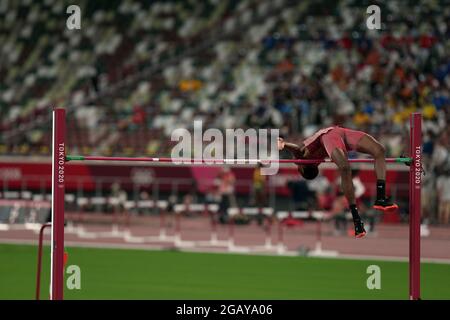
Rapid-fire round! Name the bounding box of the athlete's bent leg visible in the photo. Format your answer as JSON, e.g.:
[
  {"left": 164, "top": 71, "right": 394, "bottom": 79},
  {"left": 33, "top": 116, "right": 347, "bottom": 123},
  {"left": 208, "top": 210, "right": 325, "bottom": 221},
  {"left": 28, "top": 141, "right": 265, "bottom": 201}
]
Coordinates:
[
  {"left": 331, "top": 148, "right": 355, "bottom": 205},
  {"left": 331, "top": 148, "right": 366, "bottom": 238},
  {"left": 355, "top": 134, "right": 398, "bottom": 211},
  {"left": 355, "top": 134, "right": 386, "bottom": 180}
]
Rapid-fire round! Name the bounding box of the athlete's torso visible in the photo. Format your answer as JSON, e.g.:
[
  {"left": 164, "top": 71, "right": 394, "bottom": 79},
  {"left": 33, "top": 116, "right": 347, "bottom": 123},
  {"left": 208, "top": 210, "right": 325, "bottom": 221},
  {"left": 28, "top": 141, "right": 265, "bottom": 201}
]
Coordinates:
[{"left": 302, "top": 126, "right": 336, "bottom": 159}]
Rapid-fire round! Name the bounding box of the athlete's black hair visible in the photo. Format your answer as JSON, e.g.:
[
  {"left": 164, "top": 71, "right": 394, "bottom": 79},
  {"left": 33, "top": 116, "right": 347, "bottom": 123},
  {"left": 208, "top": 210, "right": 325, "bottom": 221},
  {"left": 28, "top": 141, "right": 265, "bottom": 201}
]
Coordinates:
[{"left": 300, "top": 165, "right": 319, "bottom": 180}]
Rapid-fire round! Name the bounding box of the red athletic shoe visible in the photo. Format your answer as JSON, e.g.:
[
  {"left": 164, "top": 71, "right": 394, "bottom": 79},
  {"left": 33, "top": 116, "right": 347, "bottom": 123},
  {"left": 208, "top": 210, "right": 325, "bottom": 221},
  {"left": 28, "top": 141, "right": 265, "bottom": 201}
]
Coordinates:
[
  {"left": 354, "top": 220, "right": 366, "bottom": 239},
  {"left": 349, "top": 220, "right": 366, "bottom": 239},
  {"left": 373, "top": 197, "right": 398, "bottom": 212}
]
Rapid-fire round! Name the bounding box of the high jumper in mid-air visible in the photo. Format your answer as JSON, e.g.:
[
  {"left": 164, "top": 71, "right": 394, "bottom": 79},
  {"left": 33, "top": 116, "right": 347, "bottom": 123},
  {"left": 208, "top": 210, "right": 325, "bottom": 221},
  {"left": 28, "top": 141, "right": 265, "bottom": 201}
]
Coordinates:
[{"left": 278, "top": 126, "right": 398, "bottom": 238}]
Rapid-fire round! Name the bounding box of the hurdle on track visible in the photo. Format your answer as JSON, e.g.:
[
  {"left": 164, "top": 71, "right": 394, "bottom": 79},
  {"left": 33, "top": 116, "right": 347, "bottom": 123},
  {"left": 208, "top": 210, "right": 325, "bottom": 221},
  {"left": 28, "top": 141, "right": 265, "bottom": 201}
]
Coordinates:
[
  {"left": 0, "top": 199, "right": 51, "bottom": 232},
  {"left": 226, "top": 207, "right": 275, "bottom": 252},
  {"left": 50, "top": 108, "right": 422, "bottom": 300},
  {"left": 64, "top": 198, "right": 171, "bottom": 242},
  {"left": 276, "top": 210, "right": 339, "bottom": 257},
  {"left": 173, "top": 203, "right": 230, "bottom": 248}
]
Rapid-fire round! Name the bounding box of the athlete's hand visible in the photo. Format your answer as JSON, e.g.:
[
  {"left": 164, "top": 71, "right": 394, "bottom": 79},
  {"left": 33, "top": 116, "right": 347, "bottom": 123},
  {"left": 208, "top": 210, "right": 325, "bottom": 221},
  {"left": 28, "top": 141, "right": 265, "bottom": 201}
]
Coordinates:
[{"left": 277, "top": 137, "right": 285, "bottom": 151}]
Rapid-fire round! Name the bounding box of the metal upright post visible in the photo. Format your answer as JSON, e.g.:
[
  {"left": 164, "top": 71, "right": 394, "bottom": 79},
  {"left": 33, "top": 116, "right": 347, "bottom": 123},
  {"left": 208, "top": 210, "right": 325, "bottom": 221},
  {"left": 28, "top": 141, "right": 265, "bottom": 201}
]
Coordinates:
[
  {"left": 51, "top": 108, "right": 66, "bottom": 300},
  {"left": 409, "top": 112, "right": 421, "bottom": 300}
]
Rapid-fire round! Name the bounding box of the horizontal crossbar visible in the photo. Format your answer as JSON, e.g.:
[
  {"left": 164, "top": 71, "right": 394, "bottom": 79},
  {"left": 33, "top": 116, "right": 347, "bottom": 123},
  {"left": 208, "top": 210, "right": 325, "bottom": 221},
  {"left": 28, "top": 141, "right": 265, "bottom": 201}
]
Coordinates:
[{"left": 66, "top": 155, "right": 412, "bottom": 165}]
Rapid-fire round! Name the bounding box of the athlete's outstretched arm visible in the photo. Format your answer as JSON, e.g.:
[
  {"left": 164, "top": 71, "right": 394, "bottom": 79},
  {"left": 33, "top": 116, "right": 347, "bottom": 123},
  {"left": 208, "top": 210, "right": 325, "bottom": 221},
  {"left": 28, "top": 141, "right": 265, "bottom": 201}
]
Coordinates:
[{"left": 277, "top": 138, "right": 305, "bottom": 159}]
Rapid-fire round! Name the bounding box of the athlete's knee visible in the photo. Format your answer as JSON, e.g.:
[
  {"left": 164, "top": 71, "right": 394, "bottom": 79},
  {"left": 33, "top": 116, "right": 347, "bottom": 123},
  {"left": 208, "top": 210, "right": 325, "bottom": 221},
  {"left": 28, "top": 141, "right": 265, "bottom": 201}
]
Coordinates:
[
  {"left": 336, "top": 159, "right": 351, "bottom": 174},
  {"left": 373, "top": 143, "right": 385, "bottom": 158}
]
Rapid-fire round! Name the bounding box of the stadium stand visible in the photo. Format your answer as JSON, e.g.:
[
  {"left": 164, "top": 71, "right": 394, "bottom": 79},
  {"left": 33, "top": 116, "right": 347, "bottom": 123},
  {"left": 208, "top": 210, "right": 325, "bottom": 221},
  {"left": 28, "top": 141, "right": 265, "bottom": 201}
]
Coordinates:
[{"left": 0, "top": 0, "right": 449, "bottom": 224}]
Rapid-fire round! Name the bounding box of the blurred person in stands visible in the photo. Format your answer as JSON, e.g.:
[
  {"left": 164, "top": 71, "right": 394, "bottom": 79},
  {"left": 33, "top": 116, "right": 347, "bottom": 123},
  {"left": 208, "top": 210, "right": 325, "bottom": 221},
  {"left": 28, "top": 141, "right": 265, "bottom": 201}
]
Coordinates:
[
  {"left": 251, "top": 163, "right": 267, "bottom": 225},
  {"left": 109, "top": 181, "right": 127, "bottom": 214},
  {"left": 204, "top": 185, "right": 222, "bottom": 226},
  {"left": 216, "top": 167, "right": 236, "bottom": 224},
  {"left": 431, "top": 131, "right": 449, "bottom": 172},
  {"left": 252, "top": 163, "right": 267, "bottom": 206},
  {"left": 437, "top": 166, "right": 450, "bottom": 225},
  {"left": 139, "top": 189, "right": 150, "bottom": 215},
  {"left": 205, "top": 185, "right": 221, "bottom": 206},
  {"left": 185, "top": 180, "right": 199, "bottom": 204},
  {"left": 421, "top": 161, "right": 437, "bottom": 224},
  {"left": 8, "top": 203, "right": 20, "bottom": 224},
  {"left": 421, "top": 130, "right": 438, "bottom": 223},
  {"left": 278, "top": 125, "right": 398, "bottom": 238},
  {"left": 433, "top": 131, "right": 450, "bottom": 224},
  {"left": 166, "top": 194, "right": 178, "bottom": 213}
]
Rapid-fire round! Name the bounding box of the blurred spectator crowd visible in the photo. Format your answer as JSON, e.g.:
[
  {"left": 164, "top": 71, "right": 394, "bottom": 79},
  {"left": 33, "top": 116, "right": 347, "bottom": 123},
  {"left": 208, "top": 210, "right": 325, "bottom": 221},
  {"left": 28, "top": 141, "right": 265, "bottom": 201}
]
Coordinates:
[{"left": 0, "top": 0, "right": 449, "bottom": 223}]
